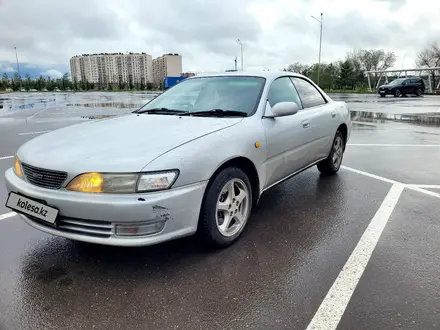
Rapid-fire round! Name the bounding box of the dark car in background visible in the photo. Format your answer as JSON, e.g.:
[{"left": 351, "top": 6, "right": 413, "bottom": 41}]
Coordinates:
[{"left": 378, "top": 77, "right": 425, "bottom": 97}]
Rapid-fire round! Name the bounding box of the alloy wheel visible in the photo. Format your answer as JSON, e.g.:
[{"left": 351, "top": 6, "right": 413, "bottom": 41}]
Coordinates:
[
  {"left": 215, "top": 178, "right": 250, "bottom": 237},
  {"left": 332, "top": 135, "right": 344, "bottom": 169}
]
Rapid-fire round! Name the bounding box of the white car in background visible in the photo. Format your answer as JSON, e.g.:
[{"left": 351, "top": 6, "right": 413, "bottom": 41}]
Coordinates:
[{"left": 5, "top": 71, "right": 351, "bottom": 248}]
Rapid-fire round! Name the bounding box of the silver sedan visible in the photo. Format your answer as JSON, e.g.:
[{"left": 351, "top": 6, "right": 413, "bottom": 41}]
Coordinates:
[{"left": 5, "top": 71, "right": 351, "bottom": 248}]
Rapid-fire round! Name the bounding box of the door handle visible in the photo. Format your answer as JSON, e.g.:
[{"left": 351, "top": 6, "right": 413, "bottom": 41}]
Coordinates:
[
  {"left": 302, "top": 120, "right": 310, "bottom": 128},
  {"left": 331, "top": 111, "right": 336, "bottom": 118}
]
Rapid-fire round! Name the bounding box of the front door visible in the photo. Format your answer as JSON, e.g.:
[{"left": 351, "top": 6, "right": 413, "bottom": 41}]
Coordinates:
[{"left": 262, "top": 77, "right": 313, "bottom": 188}]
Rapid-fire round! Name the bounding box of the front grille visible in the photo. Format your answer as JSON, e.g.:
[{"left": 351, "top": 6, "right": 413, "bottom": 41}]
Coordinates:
[
  {"left": 28, "top": 216, "right": 113, "bottom": 238},
  {"left": 22, "top": 163, "right": 68, "bottom": 189}
]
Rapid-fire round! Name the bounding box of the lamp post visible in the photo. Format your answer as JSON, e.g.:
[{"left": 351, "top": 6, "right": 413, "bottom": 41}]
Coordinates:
[
  {"left": 311, "top": 13, "right": 323, "bottom": 85},
  {"left": 14, "top": 46, "right": 20, "bottom": 75},
  {"left": 237, "top": 39, "right": 243, "bottom": 71},
  {"left": 14, "top": 46, "right": 21, "bottom": 89}
]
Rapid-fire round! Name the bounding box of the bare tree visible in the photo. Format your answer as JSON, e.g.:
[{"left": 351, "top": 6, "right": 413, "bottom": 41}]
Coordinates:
[
  {"left": 416, "top": 43, "right": 440, "bottom": 90},
  {"left": 285, "top": 62, "right": 306, "bottom": 74}
]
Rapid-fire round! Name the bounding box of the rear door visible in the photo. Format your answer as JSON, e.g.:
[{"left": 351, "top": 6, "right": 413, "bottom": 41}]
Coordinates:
[
  {"left": 290, "top": 77, "right": 339, "bottom": 162},
  {"left": 403, "top": 79, "right": 414, "bottom": 94},
  {"left": 410, "top": 78, "right": 422, "bottom": 94}
]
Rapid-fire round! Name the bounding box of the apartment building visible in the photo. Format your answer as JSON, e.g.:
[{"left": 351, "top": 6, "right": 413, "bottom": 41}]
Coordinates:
[
  {"left": 152, "top": 53, "right": 183, "bottom": 88},
  {"left": 69, "top": 52, "right": 153, "bottom": 86}
]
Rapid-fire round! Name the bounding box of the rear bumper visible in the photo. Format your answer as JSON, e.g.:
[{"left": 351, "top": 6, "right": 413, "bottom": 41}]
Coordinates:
[{"left": 5, "top": 168, "right": 208, "bottom": 246}]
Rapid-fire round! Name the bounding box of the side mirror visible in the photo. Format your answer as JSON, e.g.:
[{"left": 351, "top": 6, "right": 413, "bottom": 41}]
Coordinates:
[{"left": 267, "top": 102, "right": 299, "bottom": 118}]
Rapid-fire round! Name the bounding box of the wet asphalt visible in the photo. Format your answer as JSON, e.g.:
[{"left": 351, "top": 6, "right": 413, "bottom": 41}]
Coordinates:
[{"left": 0, "top": 92, "right": 439, "bottom": 330}]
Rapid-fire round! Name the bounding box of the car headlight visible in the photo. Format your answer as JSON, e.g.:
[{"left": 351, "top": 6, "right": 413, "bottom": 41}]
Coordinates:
[
  {"left": 137, "top": 171, "right": 178, "bottom": 192},
  {"left": 66, "top": 170, "right": 178, "bottom": 193},
  {"left": 14, "top": 155, "right": 23, "bottom": 177}
]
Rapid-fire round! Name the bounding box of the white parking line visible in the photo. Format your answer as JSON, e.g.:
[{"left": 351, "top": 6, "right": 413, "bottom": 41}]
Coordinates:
[
  {"left": 0, "top": 155, "right": 14, "bottom": 160},
  {"left": 348, "top": 144, "right": 440, "bottom": 147},
  {"left": 306, "top": 183, "right": 404, "bottom": 330},
  {"left": 406, "top": 184, "right": 440, "bottom": 189},
  {"left": 18, "top": 130, "right": 51, "bottom": 136},
  {"left": 341, "top": 166, "right": 398, "bottom": 184},
  {"left": 406, "top": 186, "right": 440, "bottom": 199},
  {"left": 0, "top": 212, "right": 16, "bottom": 221}
]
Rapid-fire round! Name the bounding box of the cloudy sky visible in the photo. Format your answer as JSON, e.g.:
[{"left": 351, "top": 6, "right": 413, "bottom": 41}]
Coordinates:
[{"left": 0, "top": 0, "right": 439, "bottom": 77}]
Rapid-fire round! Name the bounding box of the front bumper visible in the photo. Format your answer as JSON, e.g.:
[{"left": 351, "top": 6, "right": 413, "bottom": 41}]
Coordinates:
[
  {"left": 378, "top": 89, "right": 392, "bottom": 95},
  {"left": 5, "top": 168, "right": 208, "bottom": 246}
]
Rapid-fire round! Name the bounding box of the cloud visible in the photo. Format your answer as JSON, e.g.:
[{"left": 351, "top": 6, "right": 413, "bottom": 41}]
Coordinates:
[
  {"left": 0, "top": 0, "right": 439, "bottom": 71},
  {"left": 40, "top": 69, "right": 63, "bottom": 79},
  {"left": 0, "top": 63, "right": 15, "bottom": 73}
]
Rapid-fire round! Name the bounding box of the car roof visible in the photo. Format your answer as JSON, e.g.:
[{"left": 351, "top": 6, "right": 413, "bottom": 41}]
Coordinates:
[{"left": 186, "top": 71, "right": 308, "bottom": 80}]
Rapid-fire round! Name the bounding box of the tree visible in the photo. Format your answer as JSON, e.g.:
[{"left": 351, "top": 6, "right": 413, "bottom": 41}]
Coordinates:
[
  {"left": 1, "top": 73, "right": 9, "bottom": 89},
  {"left": 24, "top": 74, "right": 32, "bottom": 90},
  {"left": 347, "top": 48, "right": 396, "bottom": 87},
  {"left": 338, "top": 60, "right": 354, "bottom": 90},
  {"left": 72, "top": 78, "right": 79, "bottom": 91},
  {"left": 13, "top": 72, "right": 22, "bottom": 90},
  {"left": 61, "top": 73, "right": 70, "bottom": 90},
  {"left": 128, "top": 74, "right": 133, "bottom": 90},
  {"left": 416, "top": 43, "right": 440, "bottom": 91},
  {"left": 285, "top": 62, "right": 306, "bottom": 74}
]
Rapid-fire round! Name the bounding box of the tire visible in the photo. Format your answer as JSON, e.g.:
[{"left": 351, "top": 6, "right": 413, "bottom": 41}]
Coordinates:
[
  {"left": 416, "top": 88, "right": 422, "bottom": 96},
  {"left": 394, "top": 89, "right": 401, "bottom": 97},
  {"left": 199, "top": 167, "right": 252, "bottom": 248},
  {"left": 317, "top": 130, "right": 345, "bottom": 176}
]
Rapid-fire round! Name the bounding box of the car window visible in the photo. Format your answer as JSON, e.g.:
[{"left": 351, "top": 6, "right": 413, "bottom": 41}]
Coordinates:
[
  {"left": 389, "top": 78, "right": 406, "bottom": 86},
  {"left": 138, "top": 76, "right": 265, "bottom": 115},
  {"left": 410, "top": 78, "right": 420, "bottom": 84},
  {"left": 267, "top": 77, "right": 303, "bottom": 109},
  {"left": 290, "top": 77, "right": 326, "bottom": 108}
]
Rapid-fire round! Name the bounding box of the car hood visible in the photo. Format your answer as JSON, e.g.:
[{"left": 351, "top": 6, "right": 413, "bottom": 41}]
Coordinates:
[
  {"left": 379, "top": 84, "right": 394, "bottom": 89},
  {"left": 17, "top": 114, "right": 243, "bottom": 173}
]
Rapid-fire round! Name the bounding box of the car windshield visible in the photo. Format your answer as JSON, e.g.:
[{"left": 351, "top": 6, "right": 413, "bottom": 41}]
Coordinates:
[
  {"left": 137, "top": 76, "right": 265, "bottom": 116},
  {"left": 389, "top": 78, "right": 406, "bottom": 85}
]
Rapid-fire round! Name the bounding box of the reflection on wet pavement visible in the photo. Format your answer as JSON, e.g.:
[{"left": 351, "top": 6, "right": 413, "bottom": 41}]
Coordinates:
[
  {"left": 351, "top": 110, "right": 440, "bottom": 126},
  {"left": 330, "top": 93, "right": 440, "bottom": 115},
  {"left": 2, "top": 92, "right": 439, "bottom": 127},
  {"left": 0, "top": 92, "right": 159, "bottom": 117}
]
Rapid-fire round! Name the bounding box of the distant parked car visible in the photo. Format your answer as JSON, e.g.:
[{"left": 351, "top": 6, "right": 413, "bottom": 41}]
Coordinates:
[
  {"left": 378, "top": 77, "right": 425, "bottom": 97},
  {"left": 5, "top": 71, "right": 351, "bottom": 248}
]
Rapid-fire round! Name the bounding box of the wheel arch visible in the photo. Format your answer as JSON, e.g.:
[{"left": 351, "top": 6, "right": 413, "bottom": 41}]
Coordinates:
[
  {"left": 337, "top": 123, "right": 348, "bottom": 150},
  {"left": 208, "top": 156, "right": 260, "bottom": 207}
]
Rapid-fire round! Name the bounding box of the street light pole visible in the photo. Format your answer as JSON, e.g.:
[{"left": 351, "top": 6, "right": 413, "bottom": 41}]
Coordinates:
[
  {"left": 237, "top": 39, "right": 243, "bottom": 71},
  {"left": 14, "top": 46, "right": 22, "bottom": 89},
  {"left": 14, "top": 46, "right": 20, "bottom": 76},
  {"left": 311, "top": 13, "right": 323, "bottom": 86}
]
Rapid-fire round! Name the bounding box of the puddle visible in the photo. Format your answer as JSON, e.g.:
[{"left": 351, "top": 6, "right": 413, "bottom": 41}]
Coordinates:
[
  {"left": 0, "top": 92, "right": 156, "bottom": 116},
  {"left": 351, "top": 111, "right": 440, "bottom": 126}
]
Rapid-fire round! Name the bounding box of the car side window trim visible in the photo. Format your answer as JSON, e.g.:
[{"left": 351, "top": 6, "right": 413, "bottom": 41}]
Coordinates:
[
  {"left": 291, "top": 77, "right": 329, "bottom": 104},
  {"left": 265, "top": 76, "right": 304, "bottom": 113},
  {"left": 289, "top": 77, "right": 328, "bottom": 110}
]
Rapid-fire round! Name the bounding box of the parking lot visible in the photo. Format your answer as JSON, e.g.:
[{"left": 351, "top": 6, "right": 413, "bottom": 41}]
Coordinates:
[{"left": 0, "top": 92, "right": 439, "bottom": 330}]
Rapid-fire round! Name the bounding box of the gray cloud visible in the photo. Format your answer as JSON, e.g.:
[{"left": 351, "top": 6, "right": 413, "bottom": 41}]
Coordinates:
[{"left": 0, "top": 0, "right": 438, "bottom": 72}]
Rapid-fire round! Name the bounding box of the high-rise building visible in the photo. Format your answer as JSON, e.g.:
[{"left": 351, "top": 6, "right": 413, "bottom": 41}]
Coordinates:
[
  {"left": 69, "top": 52, "right": 153, "bottom": 86},
  {"left": 153, "top": 53, "right": 183, "bottom": 88}
]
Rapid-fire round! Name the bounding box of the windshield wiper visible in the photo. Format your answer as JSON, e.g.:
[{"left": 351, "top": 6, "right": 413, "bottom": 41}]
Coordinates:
[
  {"left": 179, "top": 109, "right": 248, "bottom": 117},
  {"left": 134, "top": 107, "right": 189, "bottom": 115}
]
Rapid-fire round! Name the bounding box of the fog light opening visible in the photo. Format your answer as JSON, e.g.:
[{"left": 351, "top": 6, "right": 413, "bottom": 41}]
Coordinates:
[{"left": 115, "top": 221, "right": 165, "bottom": 237}]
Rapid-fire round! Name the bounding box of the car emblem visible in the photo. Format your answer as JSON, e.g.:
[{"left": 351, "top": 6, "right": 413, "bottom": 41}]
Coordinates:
[{"left": 32, "top": 172, "right": 44, "bottom": 179}]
